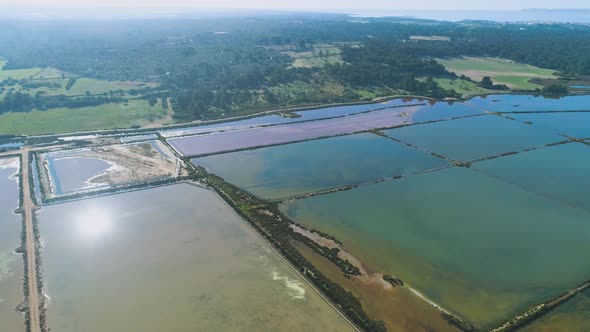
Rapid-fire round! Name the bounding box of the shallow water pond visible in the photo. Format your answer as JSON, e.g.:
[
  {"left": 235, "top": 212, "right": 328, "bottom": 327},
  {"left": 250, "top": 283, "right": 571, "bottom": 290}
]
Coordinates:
[
  {"left": 384, "top": 115, "right": 563, "bottom": 161},
  {"left": 472, "top": 142, "right": 590, "bottom": 213},
  {"left": 48, "top": 157, "right": 112, "bottom": 194},
  {"left": 511, "top": 112, "right": 590, "bottom": 139},
  {"left": 40, "top": 183, "right": 352, "bottom": 332},
  {"left": 280, "top": 167, "right": 590, "bottom": 328},
  {"left": 0, "top": 158, "right": 24, "bottom": 331},
  {"left": 521, "top": 289, "right": 590, "bottom": 332},
  {"left": 193, "top": 133, "right": 449, "bottom": 200},
  {"left": 467, "top": 94, "right": 590, "bottom": 112}
]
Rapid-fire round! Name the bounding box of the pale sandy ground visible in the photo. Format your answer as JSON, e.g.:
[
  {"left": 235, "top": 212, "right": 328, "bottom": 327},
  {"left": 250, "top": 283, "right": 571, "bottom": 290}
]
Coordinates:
[
  {"left": 290, "top": 224, "right": 392, "bottom": 289},
  {"left": 39, "top": 140, "right": 187, "bottom": 198}
]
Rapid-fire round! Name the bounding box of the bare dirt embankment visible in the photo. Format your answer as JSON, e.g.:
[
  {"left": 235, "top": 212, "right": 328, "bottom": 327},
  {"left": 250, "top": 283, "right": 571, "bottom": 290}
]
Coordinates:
[{"left": 21, "top": 151, "right": 41, "bottom": 332}]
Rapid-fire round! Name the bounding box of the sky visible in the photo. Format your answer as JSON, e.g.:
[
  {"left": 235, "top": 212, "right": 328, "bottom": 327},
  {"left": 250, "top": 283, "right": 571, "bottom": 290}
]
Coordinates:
[{"left": 1, "top": 0, "right": 590, "bottom": 11}]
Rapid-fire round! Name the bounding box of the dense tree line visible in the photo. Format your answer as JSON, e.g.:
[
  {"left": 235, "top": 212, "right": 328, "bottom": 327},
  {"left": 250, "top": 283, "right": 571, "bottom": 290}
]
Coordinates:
[
  {"left": 2, "top": 15, "right": 590, "bottom": 121},
  {"left": 0, "top": 91, "right": 126, "bottom": 113}
]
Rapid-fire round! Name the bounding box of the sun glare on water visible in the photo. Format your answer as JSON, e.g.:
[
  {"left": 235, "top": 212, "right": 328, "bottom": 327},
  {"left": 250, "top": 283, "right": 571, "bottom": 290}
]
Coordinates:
[{"left": 76, "top": 207, "right": 114, "bottom": 238}]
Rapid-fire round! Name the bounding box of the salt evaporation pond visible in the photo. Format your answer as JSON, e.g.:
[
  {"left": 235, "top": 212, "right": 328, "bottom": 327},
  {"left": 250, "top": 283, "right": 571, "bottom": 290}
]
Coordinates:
[
  {"left": 40, "top": 184, "right": 353, "bottom": 332},
  {"left": 384, "top": 115, "right": 563, "bottom": 162},
  {"left": 279, "top": 167, "right": 590, "bottom": 328},
  {"left": 48, "top": 157, "right": 112, "bottom": 195},
  {"left": 193, "top": 133, "right": 449, "bottom": 200},
  {"left": 160, "top": 98, "right": 426, "bottom": 137},
  {"left": 170, "top": 101, "right": 485, "bottom": 157},
  {"left": 521, "top": 289, "right": 590, "bottom": 332},
  {"left": 0, "top": 158, "right": 24, "bottom": 331},
  {"left": 467, "top": 94, "right": 590, "bottom": 113},
  {"left": 511, "top": 112, "right": 590, "bottom": 139},
  {"left": 472, "top": 142, "right": 590, "bottom": 213}
]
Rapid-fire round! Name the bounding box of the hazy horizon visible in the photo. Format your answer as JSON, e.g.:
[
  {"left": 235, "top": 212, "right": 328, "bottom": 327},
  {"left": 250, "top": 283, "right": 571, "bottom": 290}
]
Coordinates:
[{"left": 1, "top": 0, "right": 590, "bottom": 11}]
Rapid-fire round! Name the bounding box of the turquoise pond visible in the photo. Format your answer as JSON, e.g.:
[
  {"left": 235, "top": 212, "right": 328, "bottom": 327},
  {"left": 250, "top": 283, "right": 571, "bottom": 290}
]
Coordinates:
[
  {"left": 192, "top": 133, "right": 449, "bottom": 200},
  {"left": 472, "top": 142, "right": 590, "bottom": 214},
  {"left": 279, "top": 167, "right": 590, "bottom": 328},
  {"left": 383, "top": 114, "right": 563, "bottom": 162},
  {"left": 510, "top": 112, "right": 590, "bottom": 139}
]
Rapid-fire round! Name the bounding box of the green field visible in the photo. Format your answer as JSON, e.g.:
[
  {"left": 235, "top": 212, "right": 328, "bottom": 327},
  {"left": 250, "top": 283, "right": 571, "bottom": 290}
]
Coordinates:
[
  {"left": 288, "top": 43, "right": 345, "bottom": 68},
  {"left": 420, "top": 77, "right": 493, "bottom": 96},
  {"left": 0, "top": 61, "right": 44, "bottom": 81},
  {"left": 0, "top": 99, "right": 166, "bottom": 135},
  {"left": 436, "top": 57, "right": 557, "bottom": 90},
  {"left": 1, "top": 59, "right": 166, "bottom": 135}
]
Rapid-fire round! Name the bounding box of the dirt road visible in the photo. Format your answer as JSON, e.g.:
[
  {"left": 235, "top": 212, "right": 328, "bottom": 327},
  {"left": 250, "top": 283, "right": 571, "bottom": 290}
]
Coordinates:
[{"left": 21, "top": 150, "right": 41, "bottom": 332}]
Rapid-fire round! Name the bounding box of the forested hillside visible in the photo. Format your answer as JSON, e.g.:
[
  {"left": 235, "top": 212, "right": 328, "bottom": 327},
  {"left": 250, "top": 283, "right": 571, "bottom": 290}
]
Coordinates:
[{"left": 1, "top": 14, "right": 589, "bottom": 124}]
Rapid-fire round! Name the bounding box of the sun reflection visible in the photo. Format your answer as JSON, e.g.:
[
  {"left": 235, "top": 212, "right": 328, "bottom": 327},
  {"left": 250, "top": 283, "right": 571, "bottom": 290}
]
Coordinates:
[{"left": 77, "top": 206, "right": 114, "bottom": 238}]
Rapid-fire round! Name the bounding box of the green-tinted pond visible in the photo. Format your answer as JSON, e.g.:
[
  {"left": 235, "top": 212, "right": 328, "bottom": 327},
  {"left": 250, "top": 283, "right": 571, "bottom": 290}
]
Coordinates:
[
  {"left": 40, "top": 183, "right": 352, "bottom": 332},
  {"left": 0, "top": 158, "right": 24, "bottom": 331},
  {"left": 472, "top": 142, "right": 590, "bottom": 214},
  {"left": 193, "top": 133, "right": 449, "bottom": 200},
  {"left": 521, "top": 289, "right": 590, "bottom": 332},
  {"left": 383, "top": 115, "right": 563, "bottom": 162},
  {"left": 511, "top": 112, "right": 590, "bottom": 139},
  {"left": 279, "top": 167, "right": 590, "bottom": 328}
]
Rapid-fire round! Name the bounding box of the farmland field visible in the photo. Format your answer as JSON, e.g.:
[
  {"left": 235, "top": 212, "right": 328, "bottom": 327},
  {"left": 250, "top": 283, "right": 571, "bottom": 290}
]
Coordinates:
[
  {"left": 423, "top": 77, "right": 492, "bottom": 96},
  {"left": 0, "top": 99, "right": 167, "bottom": 135},
  {"left": 0, "top": 60, "right": 43, "bottom": 81},
  {"left": 436, "top": 57, "right": 556, "bottom": 90}
]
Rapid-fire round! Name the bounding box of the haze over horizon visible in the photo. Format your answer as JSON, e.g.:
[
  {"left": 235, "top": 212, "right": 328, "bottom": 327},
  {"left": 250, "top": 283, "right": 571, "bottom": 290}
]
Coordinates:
[{"left": 1, "top": 0, "right": 590, "bottom": 11}]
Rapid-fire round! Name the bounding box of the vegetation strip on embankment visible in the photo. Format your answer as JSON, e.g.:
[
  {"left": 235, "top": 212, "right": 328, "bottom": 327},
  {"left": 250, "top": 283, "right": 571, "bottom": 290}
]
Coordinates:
[
  {"left": 193, "top": 166, "right": 484, "bottom": 332},
  {"left": 491, "top": 280, "right": 590, "bottom": 332},
  {"left": 16, "top": 151, "right": 43, "bottom": 332},
  {"left": 197, "top": 169, "right": 387, "bottom": 331}
]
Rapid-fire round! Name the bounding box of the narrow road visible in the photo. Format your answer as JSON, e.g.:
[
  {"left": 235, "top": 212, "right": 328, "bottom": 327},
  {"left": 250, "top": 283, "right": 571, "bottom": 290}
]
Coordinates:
[{"left": 21, "top": 150, "right": 41, "bottom": 332}]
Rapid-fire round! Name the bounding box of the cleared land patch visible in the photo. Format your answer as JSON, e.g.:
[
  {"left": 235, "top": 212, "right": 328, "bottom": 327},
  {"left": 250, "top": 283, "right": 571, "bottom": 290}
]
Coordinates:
[
  {"left": 436, "top": 57, "right": 556, "bottom": 90},
  {"left": 409, "top": 35, "right": 450, "bottom": 41},
  {"left": 37, "top": 140, "right": 186, "bottom": 200},
  {"left": 421, "top": 77, "right": 492, "bottom": 96}
]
